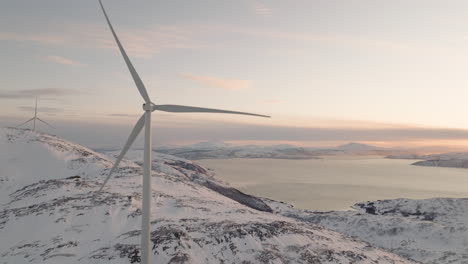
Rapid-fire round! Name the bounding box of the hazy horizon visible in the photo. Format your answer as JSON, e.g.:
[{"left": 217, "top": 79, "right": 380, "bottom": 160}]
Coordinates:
[{"left": 5, "top": 116, "right": 468, "bottom": 153}]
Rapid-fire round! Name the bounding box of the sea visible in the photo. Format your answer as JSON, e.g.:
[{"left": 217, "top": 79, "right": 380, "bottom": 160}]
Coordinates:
[{"left": 197, "top": 156, "right": 468, "bottom": 211}]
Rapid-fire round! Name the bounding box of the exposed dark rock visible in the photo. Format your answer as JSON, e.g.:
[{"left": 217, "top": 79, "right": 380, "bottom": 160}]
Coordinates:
[{"left": 202, "top": 180, "right": 272, "bottom": 213}]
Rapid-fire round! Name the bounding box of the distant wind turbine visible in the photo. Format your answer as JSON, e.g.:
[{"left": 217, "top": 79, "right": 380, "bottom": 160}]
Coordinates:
[
  {"left": 16, "top": 97, "right": 54, "bottom": 131},
  {"left": 96, "top": 1, "right": 270, "bottom": 263}
]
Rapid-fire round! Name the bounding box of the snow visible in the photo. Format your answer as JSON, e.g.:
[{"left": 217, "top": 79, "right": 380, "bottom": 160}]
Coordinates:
[
  {"left": 267, "top": 197, "right": 468, "bottom": 264},
  {"left": 0, "top": 128, "right": 414, "bottom": 263}
]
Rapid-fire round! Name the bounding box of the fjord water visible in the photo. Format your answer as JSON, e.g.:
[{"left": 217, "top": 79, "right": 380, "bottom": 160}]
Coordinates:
[{"left": 198, "top": 157, "right": 468, "bottom": 211}]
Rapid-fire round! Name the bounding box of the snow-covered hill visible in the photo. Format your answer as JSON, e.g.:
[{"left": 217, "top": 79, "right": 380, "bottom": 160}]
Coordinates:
[
  {"left": 387, "top": 152, "right": 468, "bottom": 169},
  {"left": 154, "top": 142, "right": 320, "bottom": 160},
  {"left": 336, "top": 143, "right": 381, "bottom": 151},
  {"left": 267, "top": 197, "right": 468, "bottom": 264},
  {"left": 413, "top": 159, "right": 468, "bottom": 168},
  {"left": 0, "top": 128, "right": 414, "bottom": 264}
]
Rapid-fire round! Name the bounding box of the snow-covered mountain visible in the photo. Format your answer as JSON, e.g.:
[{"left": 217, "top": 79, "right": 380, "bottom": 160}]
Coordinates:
[
  {"left": 154, "top": 141, "right": 405, "bottom": 160},
  {"left": 336, "top": 143, "right": 381, "bottom": 151},
  {"left": 154, "top": 143, "right": 319, "bottom": 160},
  {"left": 0, "top": 128, "right": 414, "bottom": 264},
  {"left": 266, "top": 197, "right": 468, "bottom": 264}
]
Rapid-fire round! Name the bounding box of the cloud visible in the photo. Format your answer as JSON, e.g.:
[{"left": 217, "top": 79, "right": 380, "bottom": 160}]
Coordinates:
[
  {"left": 150, "top": 122, "right": 468, "bottom": 144},
  {"left": 80, "top": 24, "right": 206, "bottom": 59},
  {"left": 43, "top": 116, "right": 468, "bottom": 150},
  {"left": 7, "top": 113, "right": 468, "bottom": 150},
  {"left": 179, "top": 73, "right": 251, "bottom": 90},
  {"left": 0, "top": 88, "right": 81, "bottom": 99},
  {"left": 0, "top": 22, "right": 415, "bottom": 59},
  {"left": 0, "top": 24, "right": 205, "bottom": 59},
  {"left": 44, "top": 55, "right": 86, "bottom": 66},
  {"left": 108, "top": 113, "right": 141, "bottom": 117},
  {"left": 18, "top": 106, "right": 63, "bottom": 113},
  {"left": 250, "top": 1, "right": 272, "bottom": 16},
  {"left": 215, "top": 26, "right": 411, "bottom": 52},
  {"left": 0, "top": 32, "right": 65, "bottom": 45}
]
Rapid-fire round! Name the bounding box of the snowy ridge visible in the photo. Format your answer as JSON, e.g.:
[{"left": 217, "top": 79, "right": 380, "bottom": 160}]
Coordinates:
[
  {"left": 0, "top": 128, "right": 414, "bottom": 264},
  {"left": 0, "top": 129, "right": 113, "bottom": 202}
]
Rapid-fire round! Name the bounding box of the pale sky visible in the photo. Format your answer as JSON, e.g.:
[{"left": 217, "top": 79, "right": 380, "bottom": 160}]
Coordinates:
[{"left": 3, "top": 0, "right": 468, "bottom": 149}]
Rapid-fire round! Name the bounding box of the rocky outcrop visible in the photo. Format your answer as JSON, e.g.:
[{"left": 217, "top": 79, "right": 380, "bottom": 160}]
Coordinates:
[{"left": 267, "top": 197, "right": 468, "bottom": 264}]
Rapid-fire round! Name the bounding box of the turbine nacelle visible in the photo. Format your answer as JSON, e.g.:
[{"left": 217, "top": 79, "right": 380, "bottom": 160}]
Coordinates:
[{"left": 142, "top": 102, "right": 155, "bottom": 111}]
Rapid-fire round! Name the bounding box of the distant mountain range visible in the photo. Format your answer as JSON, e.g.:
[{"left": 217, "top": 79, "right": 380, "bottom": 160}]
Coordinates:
[{"left": 153, "top": 141, "right": 408, "bottom": 160}]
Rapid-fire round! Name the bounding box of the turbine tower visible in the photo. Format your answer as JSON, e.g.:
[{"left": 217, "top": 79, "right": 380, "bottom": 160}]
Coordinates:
[
  {"left": 96, "top": 1, "right": 270, "bottom": 263},
  {"left": 16, "top": 97, "right": 54, "bottom": 131}
]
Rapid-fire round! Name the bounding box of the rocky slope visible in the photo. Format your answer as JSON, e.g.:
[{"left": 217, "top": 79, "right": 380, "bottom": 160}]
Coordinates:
[
  {"left": 0, "top": 128, "right": 414, "bottom": 264},
  {"left": 266, "top": 197, "right": 468, "bottom": 264}
]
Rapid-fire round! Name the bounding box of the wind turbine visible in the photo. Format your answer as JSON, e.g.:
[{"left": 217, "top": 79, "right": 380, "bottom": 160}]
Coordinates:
[
  {"left": 96, "top": 1, "right": 269, "bottom": 263},
  {"left": 16, "top": 97, "right": 54, "bottom": 131}
]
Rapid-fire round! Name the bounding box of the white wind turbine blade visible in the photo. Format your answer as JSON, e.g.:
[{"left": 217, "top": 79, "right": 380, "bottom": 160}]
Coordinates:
[
  {"left": 98, "top": 0, "right": 151, "bottom": 103},
  {"left": 98, "top": 114, "right": 146, "bottom": 192},
  {"left": 36, "top": 118, "right": 54, "bottom": 129},
  {"left": 16, "top": 117, "right": 35, "bottom": 128},
  {"left": 153, "top": 104, "right": 271, "bottom": 118}
]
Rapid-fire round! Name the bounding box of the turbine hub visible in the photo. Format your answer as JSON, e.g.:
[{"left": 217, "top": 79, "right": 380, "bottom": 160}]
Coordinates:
[{"left": 142, "top": 103, "right": 154, "bottom": 111}]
